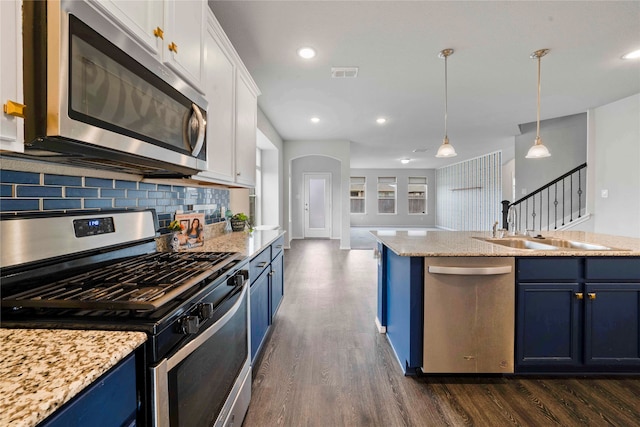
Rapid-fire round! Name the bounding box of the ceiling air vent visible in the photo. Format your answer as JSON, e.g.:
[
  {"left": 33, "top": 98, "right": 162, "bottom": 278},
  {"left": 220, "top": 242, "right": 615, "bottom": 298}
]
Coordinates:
[
  {"left": 413, "top": 148, "right": 429, "bottom": 153},
  {"left": 331, "top": 67, "right": 359, "bottom": 78}
]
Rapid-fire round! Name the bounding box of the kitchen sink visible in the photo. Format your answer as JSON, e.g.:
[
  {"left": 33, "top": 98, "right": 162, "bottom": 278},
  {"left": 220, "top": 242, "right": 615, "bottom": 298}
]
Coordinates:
[{"left": 474, "top": 236, "right": 629, "bottom": 251}]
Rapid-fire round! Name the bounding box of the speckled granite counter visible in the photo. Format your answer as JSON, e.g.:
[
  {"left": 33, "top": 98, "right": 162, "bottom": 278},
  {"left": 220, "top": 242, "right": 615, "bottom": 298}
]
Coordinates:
[
  {"left": 157, "top": 224, "right": 285, "bottom": 259},
  {"left": 0, "top": 329, "right": 146, "bottom": 427},
  {"left": 371, "top": 230, "right": 640, "bottom": 257}
]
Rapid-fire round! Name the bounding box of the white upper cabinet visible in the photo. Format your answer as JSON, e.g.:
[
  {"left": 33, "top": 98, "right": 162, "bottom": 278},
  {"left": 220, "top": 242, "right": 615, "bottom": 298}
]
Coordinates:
[
  {"left": 234, "top": 73, "right": 258, "bottom": 187},
  {"left": 162, "top": 0, "right": 205, "bottom": 91},
  {"left": 199, "top": 12, "right": 235, "bottom": 182},
  {"left": 89, "top": 0, "right": 163, "bottom": 56},
  {"left": 194, "top": 10, "right": 260, "bottom": 188},
  {"left": 91, "top": 0, "right": 204, "bottom": 91},
  {"left": 1, "top": 0, "right": 24, "bottom": 153}
]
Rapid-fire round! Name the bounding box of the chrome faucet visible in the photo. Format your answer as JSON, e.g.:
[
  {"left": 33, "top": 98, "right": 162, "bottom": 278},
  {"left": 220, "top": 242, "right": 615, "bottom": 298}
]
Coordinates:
[
  {"left": 507, "top": 205, "right": 518, "bottom": 235},
  {"left": 492, "top": 221, "right": 499, "bottom": 237}
]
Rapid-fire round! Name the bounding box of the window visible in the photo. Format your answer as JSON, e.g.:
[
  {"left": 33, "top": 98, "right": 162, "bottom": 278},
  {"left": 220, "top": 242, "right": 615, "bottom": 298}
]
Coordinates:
[
  {"left": 377, "top": 177, "right": 396, "bottom": 214},
  {"left": 350, "top": 177, "right": 366, "bottom": 214},
  {"left": 408, "top": 177, "right": 427, "bottom": 214}
]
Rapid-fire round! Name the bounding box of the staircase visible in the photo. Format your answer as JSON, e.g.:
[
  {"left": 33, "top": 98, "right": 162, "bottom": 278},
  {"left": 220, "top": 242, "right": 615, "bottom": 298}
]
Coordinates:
[{"left": 502, "top": 163, "right": 587, "bottom": 232}]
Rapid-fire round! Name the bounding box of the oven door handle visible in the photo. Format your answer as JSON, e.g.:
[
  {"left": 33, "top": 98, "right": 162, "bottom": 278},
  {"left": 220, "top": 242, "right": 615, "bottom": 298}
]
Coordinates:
[{"left": 151, "top": 280, "right": 248, "bottom": 427}]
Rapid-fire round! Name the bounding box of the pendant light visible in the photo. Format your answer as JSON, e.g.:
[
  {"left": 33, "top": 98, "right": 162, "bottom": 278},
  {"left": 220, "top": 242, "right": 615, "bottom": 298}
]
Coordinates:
[
  {"left": 526, "top": 49, "right": 551, "bottom": 159},
  {"left": 435, "top": 48, "right": 457, "bottom": 158}
]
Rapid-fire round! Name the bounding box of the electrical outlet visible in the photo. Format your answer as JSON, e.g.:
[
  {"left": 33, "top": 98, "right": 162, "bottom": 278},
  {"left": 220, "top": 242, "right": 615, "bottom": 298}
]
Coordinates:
[
  {"left": 521, "top": 188, "right": 527, "bottom": 195},
  {"left": 601, "top": 189, "right": 609, "bottom": 198}
]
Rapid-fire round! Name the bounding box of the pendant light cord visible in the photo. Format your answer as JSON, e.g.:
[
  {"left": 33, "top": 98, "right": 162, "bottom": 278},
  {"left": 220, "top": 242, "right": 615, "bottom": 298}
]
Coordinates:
[
  {"left": 536, "top": 54, "right": 541, "bottom": 140},
  {"left": 444, "top": 54, "right": 448, "bottom": 140}
]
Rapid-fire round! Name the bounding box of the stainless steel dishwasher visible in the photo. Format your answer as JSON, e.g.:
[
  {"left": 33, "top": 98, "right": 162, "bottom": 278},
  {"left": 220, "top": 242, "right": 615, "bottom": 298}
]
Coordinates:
[{"left": 422, "top": 257, "right": 515, "bottom": 374}]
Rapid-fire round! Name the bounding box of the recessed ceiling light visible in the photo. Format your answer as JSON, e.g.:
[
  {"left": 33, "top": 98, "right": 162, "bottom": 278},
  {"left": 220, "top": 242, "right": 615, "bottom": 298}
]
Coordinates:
[
  {"left": 297, "top": 47, "right": 316, "bottom": 59},
  {"left": 310, "top": 117, "right": 320, "bottom": 123},
  {"left": 400, "top": 159, "right": 411, "bottom": 164},
  {"left": 622, "top": 49, "right": 640, "bottom": 60},
  {"left": 376, "top": 117, "right": 387, "bottom": 124}
]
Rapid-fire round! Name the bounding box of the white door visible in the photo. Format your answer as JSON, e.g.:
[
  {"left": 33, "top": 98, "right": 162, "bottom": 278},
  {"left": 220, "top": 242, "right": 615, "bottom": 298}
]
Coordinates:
[{"left": 304, "top": 173, "right": 331, "bottom": 238}]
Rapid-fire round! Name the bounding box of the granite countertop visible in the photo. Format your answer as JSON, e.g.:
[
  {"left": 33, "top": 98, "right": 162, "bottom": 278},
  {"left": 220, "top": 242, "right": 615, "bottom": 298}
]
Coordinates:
[
  {"left": 158, "top": 225, "right": 285, "bottom": 259},
  {"left": 372, "top": 230, "right": 640, "bottom": 257},
  {"left": 0, "top": 329, "right": 147, "bottom": 427}
]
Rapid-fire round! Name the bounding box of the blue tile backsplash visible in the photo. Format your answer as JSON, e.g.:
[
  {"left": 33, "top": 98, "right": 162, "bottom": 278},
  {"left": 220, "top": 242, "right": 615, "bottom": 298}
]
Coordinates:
[{"left": 0, "top": 170, "right": 230, "bottom": 228}]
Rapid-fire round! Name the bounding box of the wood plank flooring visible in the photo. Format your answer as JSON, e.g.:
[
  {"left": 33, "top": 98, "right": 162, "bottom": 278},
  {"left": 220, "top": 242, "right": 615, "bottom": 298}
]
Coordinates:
[{"left": 243, "top": 239, "right": 639, "bottom": 426}]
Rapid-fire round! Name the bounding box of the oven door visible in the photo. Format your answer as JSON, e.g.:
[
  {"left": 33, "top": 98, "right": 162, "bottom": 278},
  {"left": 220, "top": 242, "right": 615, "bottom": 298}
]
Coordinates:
[{"left": 151, "top": 277, "right": 250, "bottom": 427}]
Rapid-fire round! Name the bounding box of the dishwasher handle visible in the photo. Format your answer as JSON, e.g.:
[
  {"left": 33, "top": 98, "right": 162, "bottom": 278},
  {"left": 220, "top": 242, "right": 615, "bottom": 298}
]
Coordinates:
[{"left": 428, "top": 265, "right": 512, "bottom": 275}]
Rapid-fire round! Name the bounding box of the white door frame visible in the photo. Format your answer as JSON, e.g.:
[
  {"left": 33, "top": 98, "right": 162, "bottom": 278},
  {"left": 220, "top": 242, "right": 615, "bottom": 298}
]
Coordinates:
[{"left": 303, "top": 173, "right": 332, "bottom": 238}]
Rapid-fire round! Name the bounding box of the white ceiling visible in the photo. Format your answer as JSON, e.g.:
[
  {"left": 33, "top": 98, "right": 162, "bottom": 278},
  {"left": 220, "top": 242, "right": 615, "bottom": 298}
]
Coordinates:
[{"left": 209, "top": 1, "right": 640, "bottom": 169}]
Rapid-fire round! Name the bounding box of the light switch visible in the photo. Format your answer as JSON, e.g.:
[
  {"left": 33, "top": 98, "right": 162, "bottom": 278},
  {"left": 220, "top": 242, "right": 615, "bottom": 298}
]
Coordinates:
[
  {"left": 521, "top": 188, "right": 527, "bottom": 195},
  {"left": 601, "top": 189, "right": 609, "bottom": 198}
]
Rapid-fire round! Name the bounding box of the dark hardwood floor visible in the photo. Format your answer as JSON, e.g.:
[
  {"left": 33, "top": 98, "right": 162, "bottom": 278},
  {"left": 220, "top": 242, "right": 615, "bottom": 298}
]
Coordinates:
[{"left": 243, "top": 239, "right": 639, "bottom": 426}]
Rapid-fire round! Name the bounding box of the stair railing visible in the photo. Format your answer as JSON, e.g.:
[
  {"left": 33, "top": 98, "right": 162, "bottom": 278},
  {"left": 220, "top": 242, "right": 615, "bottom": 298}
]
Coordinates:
[{"left": 502, "top": 163, "right": 587, "bottom": 232}]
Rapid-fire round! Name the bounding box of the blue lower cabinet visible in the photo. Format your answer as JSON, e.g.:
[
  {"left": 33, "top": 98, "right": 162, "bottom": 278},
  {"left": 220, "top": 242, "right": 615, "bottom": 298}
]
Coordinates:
[
  {"left": 270, "top": 253, "right": 284, "bottom": 318},
  {"left": 516, "top": 257, "right": 640, "bottom": 373},
  {"left": 41, "top": 353, "right": 138, "bottom": 427},
  {"left": 584, "top": 283, "right": 640, "bottom": 366},
  {"left": 250, "top": 270, "right": 270, "bottom": 362},
  {"left": 384, "top": 250, "right": 423, "bottom": 375},
  {"left": 516, "top": 283, "right": 581, "bottom": 370}
]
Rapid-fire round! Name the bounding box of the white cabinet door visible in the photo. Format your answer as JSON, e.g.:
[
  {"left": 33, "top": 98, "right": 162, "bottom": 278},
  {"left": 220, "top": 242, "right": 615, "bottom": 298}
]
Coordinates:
[
  {"left": 89, "top": 0, "right": 164, "bottom": 55},
  {"left": 0, "top": 0, "right": 24, "bottom": 152},
  {"left": 198, "top": 14, "right": 235, "bottom": 182},
  {"left": 163, "top": 0, "right": 205, "bottom": 91},
  {"left": 234, "top": 74, "right": 257, "bottom": 187}
]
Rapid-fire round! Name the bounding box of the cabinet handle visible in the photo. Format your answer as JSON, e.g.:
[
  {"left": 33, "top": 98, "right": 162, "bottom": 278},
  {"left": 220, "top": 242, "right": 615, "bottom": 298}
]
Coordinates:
[
  {"left": 4, "top": 100, "right": 26, "bottom": 118},
  {"left": 168, "top": 42, "right": 178, "bottom": 53},
  {"left": 588, "top": 292, "right": 596, "bottom": 300},
  {"left": 269, "top": 271, "right": 275, "bottom": 277},
  {"left": 236, "top": 172, "right": 241, "bottom": 176},
  {"left": 575, "top": 292, "right": 584, "bottom": 300},
  {"left": 153, "top": 26, "right": 164, "bottom": 39},
  {"left": 257, "top": 262, "right": 267, "bottom": 268}
]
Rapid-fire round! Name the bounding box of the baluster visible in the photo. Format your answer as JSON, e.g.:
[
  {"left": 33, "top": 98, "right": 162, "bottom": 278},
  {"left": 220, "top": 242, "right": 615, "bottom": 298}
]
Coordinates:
[
  {"left": 554, "top": 183, "right": 558, "bottom": 229},
  {"left": 570, "top": 172, "right": 573, "bottom": 222},
  {"left": 532, "top": 195, "right": 536, "bottom": 231},
  {"left": 525, "top": 199, "right": 529, "bottom": 231},
  {"left": 547, "top": 188, "right": 550, "bottom": 231},
  {"left": 578, "top": 169, "right": 583, "bottom": 218},
  {"left": 518, "top": 203, "right": 522, "bottom": 233},
  {"left": 540, "top": 192, "right": 543, "bottom": 231},
  {"left": 562, "top": 178, "right": 565, "bottom": 226}
]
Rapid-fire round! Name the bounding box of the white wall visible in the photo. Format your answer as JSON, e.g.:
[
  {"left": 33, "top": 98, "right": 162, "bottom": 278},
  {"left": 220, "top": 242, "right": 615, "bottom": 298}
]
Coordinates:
[
  {"left": 501, "top": 158, "right": 515, "bottom": 203},
  {"left": 283, "top": 140, "right": 350, "bottom": 249},
  {"left": 291, "top": 156, "right": 341, "bottom": 239},
  {"left": 349, "top": 168, "right": 436, "bottom": 227},
  {"left": 257, "top": 109, "right": 284, "bottom": 228},
  {"left": 591, "top": 93, "right": 640, "bottom": 238}
]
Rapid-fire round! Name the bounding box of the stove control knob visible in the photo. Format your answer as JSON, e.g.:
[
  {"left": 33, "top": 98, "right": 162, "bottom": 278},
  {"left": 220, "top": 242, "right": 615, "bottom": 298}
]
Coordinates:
[
  {"left": 180, "top": 316, "right": 200, "bottom": 334},
  {"left": 199, "top": 303, "right": 214, "bottom": 320}
]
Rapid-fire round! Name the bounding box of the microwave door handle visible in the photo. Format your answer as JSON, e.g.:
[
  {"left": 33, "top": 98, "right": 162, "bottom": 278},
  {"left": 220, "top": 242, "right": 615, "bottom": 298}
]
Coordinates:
[{"left": 190, "top": 103, "right": 205, "bottom": 157}]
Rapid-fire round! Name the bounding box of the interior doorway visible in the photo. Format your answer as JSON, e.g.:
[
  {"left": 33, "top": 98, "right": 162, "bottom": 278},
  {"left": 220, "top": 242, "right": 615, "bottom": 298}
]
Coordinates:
[{"left": 303, "top": 173, "right": 331, "bottom": 238}]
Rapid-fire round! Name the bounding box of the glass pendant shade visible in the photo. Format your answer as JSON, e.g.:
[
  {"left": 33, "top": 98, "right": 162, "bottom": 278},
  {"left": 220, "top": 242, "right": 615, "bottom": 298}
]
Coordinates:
[
  {"left": 526, "top": 136, "right": 551, "bottom": 158},
  {"left": 436, "top": 137, "right": 457, "bottom": 158}
]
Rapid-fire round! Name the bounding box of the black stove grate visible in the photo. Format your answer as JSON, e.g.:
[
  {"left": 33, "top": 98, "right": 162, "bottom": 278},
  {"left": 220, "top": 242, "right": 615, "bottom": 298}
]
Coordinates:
[{"left": 2, "top": 251, "right": 241, "bottom": 311}]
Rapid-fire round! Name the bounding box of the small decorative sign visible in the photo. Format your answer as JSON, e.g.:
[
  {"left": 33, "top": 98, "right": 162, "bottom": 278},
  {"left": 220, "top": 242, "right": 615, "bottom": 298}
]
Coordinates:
[{"left": 173, "top": 213, "right": 205, "bottom": 248}]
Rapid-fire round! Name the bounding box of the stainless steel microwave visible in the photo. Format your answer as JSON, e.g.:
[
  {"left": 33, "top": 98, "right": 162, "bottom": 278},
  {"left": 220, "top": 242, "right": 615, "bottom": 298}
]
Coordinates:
[{"left": 20, "top": 0, "right": 207, "bottom": 177}]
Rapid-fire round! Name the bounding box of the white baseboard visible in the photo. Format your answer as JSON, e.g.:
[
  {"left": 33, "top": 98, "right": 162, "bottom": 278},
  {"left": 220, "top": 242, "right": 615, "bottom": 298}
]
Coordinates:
[{"left": 375, "top": 317, "right": 386, "bottom": 334}]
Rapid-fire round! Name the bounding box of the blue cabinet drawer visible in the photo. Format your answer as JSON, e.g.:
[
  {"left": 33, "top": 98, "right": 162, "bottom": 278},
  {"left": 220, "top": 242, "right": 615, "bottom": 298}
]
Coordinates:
[
  {"left": 250, "top": 247, "right": 271, "bottom": 284},
  {"left": 40, "top": 353, "right": 137, "bottom": 427},
  {"left": 585, "top": 257, "right": 640, "bottom": 281},
  {"left": 271, "top": 236, "right": 284, "bottom": 260},
  {"left": 517, "top": 258, "right": 581, "bottom": 281}
]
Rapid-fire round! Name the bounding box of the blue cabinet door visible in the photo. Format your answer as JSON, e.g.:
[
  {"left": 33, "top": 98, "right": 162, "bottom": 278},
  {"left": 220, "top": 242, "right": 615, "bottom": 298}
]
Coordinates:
[
  {"left": 385, "top": 250, "right": 423, "bottom": 375},
  {"left": 516, "top": 283, "right": 581, "bottom": 370},
  {"left": 270, "top": 252, "right": 284, "bottom": 318},
  {"left": 584, "top": 283, "right": 640, "bottom": 366},
  {"left": 250, "top": 270, "right": 270, "bottom": 362}
]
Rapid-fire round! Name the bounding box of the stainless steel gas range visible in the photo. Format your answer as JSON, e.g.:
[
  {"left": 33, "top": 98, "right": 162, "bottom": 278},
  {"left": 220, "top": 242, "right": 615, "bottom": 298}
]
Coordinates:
[{"left": 1, "top": 209, "right": 251, "bottom": 427}]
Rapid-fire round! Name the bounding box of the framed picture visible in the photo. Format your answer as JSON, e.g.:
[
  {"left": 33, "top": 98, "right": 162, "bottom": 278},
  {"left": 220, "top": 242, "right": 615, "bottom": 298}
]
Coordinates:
[{"left": 174, "top": 213, "right": 205, "bottom": 248}]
